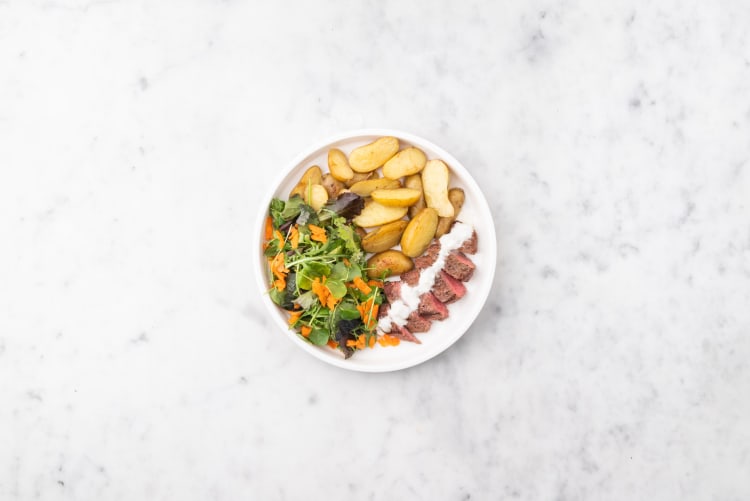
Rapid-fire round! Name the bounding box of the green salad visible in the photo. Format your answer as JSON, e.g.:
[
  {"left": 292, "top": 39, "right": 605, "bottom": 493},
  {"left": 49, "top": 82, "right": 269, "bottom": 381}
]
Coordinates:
[{"left": 263, "top": 193, "right": 397, "bottom": 358}]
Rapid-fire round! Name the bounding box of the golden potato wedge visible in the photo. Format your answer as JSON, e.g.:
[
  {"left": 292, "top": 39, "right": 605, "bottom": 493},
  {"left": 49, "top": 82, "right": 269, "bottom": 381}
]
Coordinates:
[
  {"left": 352, "top": 201, "right": 408, "bottom": 228},
  {"left": 421, "top": 159, "right": 454, "bottom": 217},
  {"left": 305, "top": 184, "right": 329, "bottom": 212},
  {"left": 348, "top": 136, "right": 399, "bottom": 173},
  {"left": 354, "top": 226, "right": 367, "bottom": 240},
  {"left": 321, "top": 174, "right": 345, "bottom": 199},
  {"left": 382, "top": 147, "right": 427, "bottom": 179},
  {"left": 361, "top": 220, "right": 408, "bottom": 253},
  {"left": 370, "top": 188, "right": 422, "bottom": 207},
  {"left": 349, "top": 178, "right": 401, "bottom": 197},
  {"left": 435, "top": 188, "right": 465, "bottom": 237},
  {"left": 344, "top": 170, "right": 374, "bottom": 188},
  {"left": 404, "top": 174, "right": 425, "bottom": 218},
  {"left": 400, "top": 208, "right": 438, "bottom": 257},
  {"left": 366, "top": 250, "right": 413, "bottom": 279},
  {"left": 289, "top": 165, "right": 323, "bottom": 198},
  {"left": 327, "top": 148, "right": 354, "bottom": 182}
]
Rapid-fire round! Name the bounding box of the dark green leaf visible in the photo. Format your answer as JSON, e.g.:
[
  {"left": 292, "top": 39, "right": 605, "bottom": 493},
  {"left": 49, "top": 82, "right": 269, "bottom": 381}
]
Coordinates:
[{"left": 309, "top": 328, "right": 330, "bottom": 346}]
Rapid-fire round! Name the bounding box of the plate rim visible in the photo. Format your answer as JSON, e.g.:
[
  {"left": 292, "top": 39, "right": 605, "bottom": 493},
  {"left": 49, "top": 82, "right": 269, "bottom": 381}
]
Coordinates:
[{"left": 253, "top": 128, "right": 497, "bottom": 372}]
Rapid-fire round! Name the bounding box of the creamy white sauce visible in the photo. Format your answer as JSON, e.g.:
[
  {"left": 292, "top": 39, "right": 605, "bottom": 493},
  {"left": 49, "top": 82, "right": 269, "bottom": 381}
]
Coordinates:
[{"left": 378, "top": 221, "right": 474, "bottom": 332}]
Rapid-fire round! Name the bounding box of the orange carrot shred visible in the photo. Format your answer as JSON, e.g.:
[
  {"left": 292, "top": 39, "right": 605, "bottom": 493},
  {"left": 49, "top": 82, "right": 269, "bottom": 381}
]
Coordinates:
[
  {"left": 353, "top": 276, "right": 371, "bottom": 295},
  {"left": 288, "top": 311, "right": 302, "bottom": 326},
  {"left": 300, "top": 326, "right": 311, "bottom": 337},
  {"left": 264, "top": 216, "right": 273, "bottom": 240},
  {"left": 327, "top": 339, "right": 338, "bottom": 349}
]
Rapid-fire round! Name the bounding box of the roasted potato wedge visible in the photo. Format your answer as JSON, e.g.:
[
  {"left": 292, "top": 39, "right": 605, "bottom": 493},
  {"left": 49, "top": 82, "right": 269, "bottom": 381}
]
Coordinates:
[
  {"left": 348, "top": 136, "right": 399, "bottom": 173},
  {"left": 366, "top": 250, "right": 413, "bottom": 279},
  {"left": 305, "top": 184, "right": 329, "bottom": 212},
  {"left": 361, "top": 220, "right": 408, "bottom": 253},
  {"left": 344, "top": 170, "right": 374, "bottom": 188},
  {"left": 321, "top": 174, "right": 345, "bottom": 199},
  {"left": 382, "top": 147, "right": 427, "bottom": 179},
  {"left": 400, "top": 208, "right": 438, "bottom": 257},
  {"left": 289, "top": 165, "right": 324, "bottom": 198},
  {"left": 421, "top": 159, "right": 454, "bottom": 217},
  {"left": 352, "top": 200, "right": 408, "bottom": 228},
  {"left": 370, "top": 188, "right": 422, "bottom": 207},
  {"left": 404, "top": 174, "right": 425, "bottom": 218},
  {"left": 327, "top": 148, "right": 354, "bottom": 182},
  {"left": 354, "top": 226, "right": 367, "bottom": 240},
  {"left": 349, "top": 178, "right": 401, "bottom": 197},
  {"left": 435, "top": 188, "right": 465, "bottom": 237}
]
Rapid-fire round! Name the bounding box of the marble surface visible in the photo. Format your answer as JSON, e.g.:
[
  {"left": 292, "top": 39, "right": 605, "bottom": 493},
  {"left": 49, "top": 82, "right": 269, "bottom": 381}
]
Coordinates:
[{"left": 1, "top": 0, "right": 749, "bottom": 499}]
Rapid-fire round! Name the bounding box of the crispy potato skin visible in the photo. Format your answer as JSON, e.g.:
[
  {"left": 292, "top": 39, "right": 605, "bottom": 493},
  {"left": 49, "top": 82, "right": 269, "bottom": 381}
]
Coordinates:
[
  {"left": 361, "top": 220, "right": 408, "bottom": 253},
  {"left": 400, "top": 208, "right": 438, "bottom": 257},
  {"left": 348, "top": 137, "right": 400, "bottom": 173},
  {"left": 435, "top": 188, "right": 465, "bottom": 237},
  {"left": 366, "top": 250, "right": 413, "bottom": 278},
  {"left": 321, "top": 174, "right": 345, "bottom": 199}
]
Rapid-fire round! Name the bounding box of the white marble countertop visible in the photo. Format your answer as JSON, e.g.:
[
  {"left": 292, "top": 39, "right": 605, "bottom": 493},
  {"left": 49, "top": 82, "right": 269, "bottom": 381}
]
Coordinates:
[{"left": 2, "top": 1, "right": 749, "bottom": 499}]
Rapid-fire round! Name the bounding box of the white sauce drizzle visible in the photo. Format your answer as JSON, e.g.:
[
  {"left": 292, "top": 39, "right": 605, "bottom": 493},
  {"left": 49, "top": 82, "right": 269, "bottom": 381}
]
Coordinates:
[{"left": 377, "top": 221, "right": 474, "bottom": 333}]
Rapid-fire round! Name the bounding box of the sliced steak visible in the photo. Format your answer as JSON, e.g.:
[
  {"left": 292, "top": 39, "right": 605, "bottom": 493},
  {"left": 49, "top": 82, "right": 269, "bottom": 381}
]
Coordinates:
[
  {"left": 383, "top": 281, "right": 401, "bottom": 302},
  {"left": 432, "top": 270, "right": 467, "bottom": 303},
  {"left": 459, "top": 229, "right": 478, "bottom": 255},
  {"left": 400, "top": 269, "right": 420, "bottom": 286},
  {"left": 378, "top": 302, "right": 390, "bottom": 319},
  {"left": 406, "top": 311, "right": 432, "bottom": 333},
  {"left": 388, "top": 323, "right": 421, "bottom": 344},
  {"left": 418, "top": 292, "right": 449, "bottom": 320},
  {"left": 444, "top": 252, "right": 475, "bottom": 282},
  {"left": 414, "top": 241, "right": 441, "bottom": 269}
]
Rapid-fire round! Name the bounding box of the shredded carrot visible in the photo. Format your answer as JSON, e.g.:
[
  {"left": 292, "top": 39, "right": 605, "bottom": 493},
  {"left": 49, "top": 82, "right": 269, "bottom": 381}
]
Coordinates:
[
  {"left": 288, "top": 311, "right": 302, "bottom": 326},
  {"left": 300, "top": 325, "right": 311, "bottom": 337},
  {"left": 352, "top": 276, "right": 372, "bottom": 295},
  {"left": 293, "top": 303, "right": 301, "bottom": 310},
  {"left": 264, "top": 216, "right": 273, "bottom": 240},
  {"left": 308, "top": 224, "right": 327, "bottom": 243},
  {"left": 342, "top": 258, "right": 351, "bottom": 266},
  {"left": 273, "top": 277, "right": 285, "bottom": 291},
  {"left": 311, "top": 276, "right": 339, "bottom": 310},
  {"left": 368, "top": 335, "right": 376, "bottom": 348},
  {"left": 367, "top": 279, "right": 383, "bottom": 288},
  {"left": 269, "top": 253, "right": 289, "bottom": 280},
  {"left": 327, "top": 339, "right": 338, "bottom": 349},
  {"left": 289, "top": 225, "right": 299, "bottom": 249},
  {"left": 347, "top": 335, "right": 366, "bottom": 350},
  {"left": 378, "top": 334, "right": 400, "bottom": 347},
  {"left": 274, "top": 229, "right": 285, "bottom": 245}
]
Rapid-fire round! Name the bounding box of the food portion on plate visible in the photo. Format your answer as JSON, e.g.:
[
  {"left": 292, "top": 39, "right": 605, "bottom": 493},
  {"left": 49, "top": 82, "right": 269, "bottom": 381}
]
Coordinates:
[{"left": 263, "top": 136, "right": 479, "bottom": 359}]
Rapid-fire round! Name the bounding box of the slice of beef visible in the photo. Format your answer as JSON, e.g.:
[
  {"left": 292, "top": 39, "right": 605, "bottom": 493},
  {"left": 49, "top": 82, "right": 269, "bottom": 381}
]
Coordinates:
[
  {"left": 459, "top": 229, "right": 478, "bottom": 255},
  {"left": 388, "top": 323, "right": 421, "bottom": 344},
  {"left": 444, "top": 252, "right": 475, "bottom": 282},
  {"left": 432, "top": 270, "right": 467, "bottom": 303},
  {"left": 418, "top": 292, "right": 449, "bottom": 320},
  {"left": 400, "top": 269, "right": 420, "bottom": 286},
  {"left": 414, "top": 241, "right": 441, "bottom": 269},
  {"left": 406, "top": 311, "right": 432, "bottom": 333},
  {"left": 378, "top": 302, "right": 390, "bottom": 319},
  {"left": 383, "top": 281, "right": 401, "bottom": 302}
]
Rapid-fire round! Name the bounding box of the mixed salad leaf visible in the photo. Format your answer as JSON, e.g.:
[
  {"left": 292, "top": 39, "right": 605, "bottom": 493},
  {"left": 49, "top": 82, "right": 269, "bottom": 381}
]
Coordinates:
[{"left": 264, "top": 193, "right": 397, "bottom": 358}]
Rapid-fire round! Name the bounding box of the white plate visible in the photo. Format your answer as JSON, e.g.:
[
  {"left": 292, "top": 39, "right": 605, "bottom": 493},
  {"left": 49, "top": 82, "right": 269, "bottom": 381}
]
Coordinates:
[{"left": 254, "top": 129, "right": 497, "bottom": 372}]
